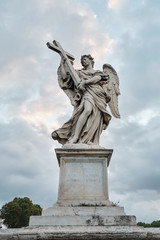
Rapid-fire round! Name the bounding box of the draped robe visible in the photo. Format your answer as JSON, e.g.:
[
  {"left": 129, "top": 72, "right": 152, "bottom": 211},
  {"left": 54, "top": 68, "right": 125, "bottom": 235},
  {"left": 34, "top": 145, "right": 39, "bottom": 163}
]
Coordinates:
[{"left": 53, "top": 67, "right": 112, "bottom": 145}]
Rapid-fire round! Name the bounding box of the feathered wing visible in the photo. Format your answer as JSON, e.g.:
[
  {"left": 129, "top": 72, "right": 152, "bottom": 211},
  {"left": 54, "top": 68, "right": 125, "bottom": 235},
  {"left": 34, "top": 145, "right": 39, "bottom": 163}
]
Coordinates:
[{"left": 103, "top": 64, "right": 120, "bottom": 118}]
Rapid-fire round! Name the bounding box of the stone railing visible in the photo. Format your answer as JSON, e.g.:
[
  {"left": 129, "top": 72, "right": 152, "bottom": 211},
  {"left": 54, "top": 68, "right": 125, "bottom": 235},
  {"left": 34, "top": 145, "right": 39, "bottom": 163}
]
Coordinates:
[{"left": 0, "top": 226, "right": 160, "bottom": 240}]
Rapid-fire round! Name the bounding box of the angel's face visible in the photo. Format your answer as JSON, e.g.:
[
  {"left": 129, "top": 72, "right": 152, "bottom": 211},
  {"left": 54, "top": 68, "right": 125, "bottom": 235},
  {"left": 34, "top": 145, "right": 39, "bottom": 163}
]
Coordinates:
[{"left": 81, "top": 57, "right": 91, "bottom": 67}]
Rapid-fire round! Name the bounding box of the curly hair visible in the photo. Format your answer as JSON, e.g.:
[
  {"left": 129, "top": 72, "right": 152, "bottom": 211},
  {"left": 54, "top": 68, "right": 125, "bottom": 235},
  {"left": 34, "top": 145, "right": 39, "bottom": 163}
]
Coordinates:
[{"left": 81, "top": 54, "right": 94, "bottom": 67}]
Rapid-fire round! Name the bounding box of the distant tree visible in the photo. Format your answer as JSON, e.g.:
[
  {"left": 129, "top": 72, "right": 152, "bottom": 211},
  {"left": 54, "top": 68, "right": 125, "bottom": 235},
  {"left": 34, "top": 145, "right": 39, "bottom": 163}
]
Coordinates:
[
  {"left": 137, "top": 220, "right": 160, "bottom": 228},
  {"left": 151, "top": 220, "right": 160, "bottom": 227},
  {"left": 137, "top": 222, "right": 151, "bottom": 227},
  {"left": 0, "top": 197, "right": 42, "bottom": 228}
]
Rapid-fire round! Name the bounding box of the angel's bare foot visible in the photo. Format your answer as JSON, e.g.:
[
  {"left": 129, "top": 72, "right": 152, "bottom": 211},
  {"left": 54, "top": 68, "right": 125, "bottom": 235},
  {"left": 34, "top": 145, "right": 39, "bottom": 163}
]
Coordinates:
[
  {"left": 102, "top": 124, "right": 107, "bottom": 130},
  {"left": 87, "top": 141, "right": 94, "bottom": 145},
  {"left": 68, "top": 136, "right": 78, "bottom": 144}
]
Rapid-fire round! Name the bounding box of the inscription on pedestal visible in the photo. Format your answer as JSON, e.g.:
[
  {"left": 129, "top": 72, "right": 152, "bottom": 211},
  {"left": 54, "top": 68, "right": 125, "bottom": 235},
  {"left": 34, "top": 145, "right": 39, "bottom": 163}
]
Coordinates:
[{"left": 58, "top": 157, "right": 108, "bottom": 201}]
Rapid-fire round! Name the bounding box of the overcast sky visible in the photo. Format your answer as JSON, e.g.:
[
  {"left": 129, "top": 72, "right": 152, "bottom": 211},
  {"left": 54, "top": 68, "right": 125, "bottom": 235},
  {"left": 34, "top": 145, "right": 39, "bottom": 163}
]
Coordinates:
[{"left": 0, "top": 0, "right": 160, "bottom": 223}]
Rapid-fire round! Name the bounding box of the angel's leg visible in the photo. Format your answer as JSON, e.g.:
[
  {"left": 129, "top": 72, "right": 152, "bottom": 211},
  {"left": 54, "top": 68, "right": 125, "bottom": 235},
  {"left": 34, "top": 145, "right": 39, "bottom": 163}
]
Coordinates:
[{"left": 69, "top": 100, "right": 92, "bottom": 144}]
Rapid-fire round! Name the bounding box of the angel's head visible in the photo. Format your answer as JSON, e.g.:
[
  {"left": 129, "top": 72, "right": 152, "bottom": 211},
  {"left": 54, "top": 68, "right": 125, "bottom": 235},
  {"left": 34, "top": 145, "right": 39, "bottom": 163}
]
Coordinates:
[{"left": 81, "top": 55, "right": 94, "bottom": 68}]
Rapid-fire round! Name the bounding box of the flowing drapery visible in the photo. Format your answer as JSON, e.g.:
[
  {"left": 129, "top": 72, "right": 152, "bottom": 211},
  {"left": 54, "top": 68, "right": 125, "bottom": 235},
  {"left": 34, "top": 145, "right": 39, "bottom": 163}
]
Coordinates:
[{"left": 53, "top": 69, "right": 111, "bottom": 145}]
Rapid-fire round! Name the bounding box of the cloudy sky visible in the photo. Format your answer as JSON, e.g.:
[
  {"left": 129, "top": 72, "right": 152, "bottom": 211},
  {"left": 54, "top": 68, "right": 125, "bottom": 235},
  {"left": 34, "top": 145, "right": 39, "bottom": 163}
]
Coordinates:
[{"left": 0, "top": 0, "right": 160, "bottom": 223}]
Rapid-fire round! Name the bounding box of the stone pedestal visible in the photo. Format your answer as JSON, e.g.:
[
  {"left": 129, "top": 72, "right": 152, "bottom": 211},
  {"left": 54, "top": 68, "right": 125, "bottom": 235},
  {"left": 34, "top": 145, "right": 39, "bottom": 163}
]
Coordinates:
[
  {"left": 29, "top": 148, "right": 136, "bottom": 226},
  {"left": 56, "top": 148, "right": 113, "bottom": 206}
]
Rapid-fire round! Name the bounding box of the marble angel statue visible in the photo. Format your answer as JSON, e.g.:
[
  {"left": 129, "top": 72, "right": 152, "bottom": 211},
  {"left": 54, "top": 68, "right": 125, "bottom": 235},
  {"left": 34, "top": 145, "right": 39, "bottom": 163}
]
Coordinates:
[{"left": 47, "top": 40, "right": 120, "bottom": 146}]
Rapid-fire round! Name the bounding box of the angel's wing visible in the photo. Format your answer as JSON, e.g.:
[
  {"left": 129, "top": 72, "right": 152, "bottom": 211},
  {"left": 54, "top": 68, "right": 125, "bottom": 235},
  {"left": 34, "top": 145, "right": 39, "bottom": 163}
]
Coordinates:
[{"left": 103, "top": 64, "right": 120, "bottom": 118}]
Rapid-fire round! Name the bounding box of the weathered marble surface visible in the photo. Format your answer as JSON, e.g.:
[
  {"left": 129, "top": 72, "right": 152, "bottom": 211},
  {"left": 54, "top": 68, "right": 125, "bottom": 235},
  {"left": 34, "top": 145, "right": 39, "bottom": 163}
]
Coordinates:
[
  {"left": 48, "top": 40, "right": 120, "bottom": 146},
  {"left": 29, "top": 148, "right": 136, "bottom": 227},
  {"left": 29, "top": 214, "right": 136, "bottom": 226},
  {"left": 42, "top": 206, "right": 125, "bottom": 216},
  {"left": 55, "top": 148, "right": 113, "bottom": 206},
  {"left": 1, "top": 226, "right": 160, "bottom": 240}
]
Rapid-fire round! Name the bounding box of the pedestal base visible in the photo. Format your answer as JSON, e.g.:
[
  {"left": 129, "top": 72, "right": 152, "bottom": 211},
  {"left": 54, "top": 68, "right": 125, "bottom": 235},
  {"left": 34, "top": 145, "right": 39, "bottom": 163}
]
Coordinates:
[
  {"left": 29, "top": 148, "right": 136, "bottom": 227},
  {"left": 30, "top": 205, "right": 136, "bottom": 226}
]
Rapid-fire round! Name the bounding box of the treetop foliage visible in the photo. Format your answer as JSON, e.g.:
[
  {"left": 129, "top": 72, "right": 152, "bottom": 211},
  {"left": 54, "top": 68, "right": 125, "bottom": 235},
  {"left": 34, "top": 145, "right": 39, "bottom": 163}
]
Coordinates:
[
  {"left": 137, "top": 220, "right": 160, "bottom": 228},
  {"left": 0, "top": 197, "right": 42, "bottom": 228}
]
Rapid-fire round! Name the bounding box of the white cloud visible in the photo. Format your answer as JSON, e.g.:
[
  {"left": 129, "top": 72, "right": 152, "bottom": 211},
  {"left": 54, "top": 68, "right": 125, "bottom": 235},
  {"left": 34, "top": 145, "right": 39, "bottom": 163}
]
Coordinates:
[
  {"left": 81, "top": 34, "right": 114, "bottom": 63},
  {"left": 0, "top": 0, "right": 160, "bottom": 224},
  {"left": 110, "top": 190, "right": 160, "bottom": 222},
  {"left": 107, "top": 0, "right": 126, "bottom": 10},
  {"left": 128, "top": 109, "right": 160, "bottom": 126}
]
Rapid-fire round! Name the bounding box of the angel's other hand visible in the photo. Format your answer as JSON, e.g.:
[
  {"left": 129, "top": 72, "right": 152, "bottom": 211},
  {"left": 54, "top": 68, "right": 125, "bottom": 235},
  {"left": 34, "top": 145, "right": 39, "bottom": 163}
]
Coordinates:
[{"left": 101, "top": 74, "right": 109, "bottom": 82}]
